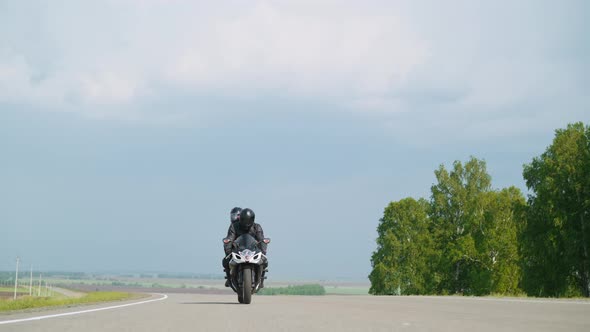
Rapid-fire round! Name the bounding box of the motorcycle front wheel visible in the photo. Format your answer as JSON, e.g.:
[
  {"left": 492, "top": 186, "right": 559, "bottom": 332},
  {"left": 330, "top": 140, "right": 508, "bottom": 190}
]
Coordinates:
[{"left": 242, "top": 267, "right": 252, "bottom": 304}]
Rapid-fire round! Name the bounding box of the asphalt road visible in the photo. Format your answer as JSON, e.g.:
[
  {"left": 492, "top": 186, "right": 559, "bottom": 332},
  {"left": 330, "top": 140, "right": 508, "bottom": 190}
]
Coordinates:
[{"left": 1, "top": 293, "right": 589, "bottom": 332}]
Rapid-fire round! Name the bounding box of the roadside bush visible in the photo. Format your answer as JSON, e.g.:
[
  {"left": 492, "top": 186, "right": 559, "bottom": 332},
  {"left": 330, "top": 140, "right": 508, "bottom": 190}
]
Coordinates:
[{"left": 258, "top": 284, "right": 325, "bottom": 296}]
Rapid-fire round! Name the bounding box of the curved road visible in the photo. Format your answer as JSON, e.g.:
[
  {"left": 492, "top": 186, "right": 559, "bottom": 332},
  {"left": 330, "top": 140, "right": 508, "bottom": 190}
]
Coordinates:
[{"left": 1, "top": 293, "right": 589, "bottom": 331}]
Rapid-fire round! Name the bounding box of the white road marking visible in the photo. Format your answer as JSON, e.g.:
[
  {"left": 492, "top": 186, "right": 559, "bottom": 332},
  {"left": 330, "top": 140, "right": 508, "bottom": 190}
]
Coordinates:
[
  {"left": 0, "top": 293, "right": 168, "bottom": 325},
  {"left": 415, "top": 295, "right": 590, "bottom": 305}
]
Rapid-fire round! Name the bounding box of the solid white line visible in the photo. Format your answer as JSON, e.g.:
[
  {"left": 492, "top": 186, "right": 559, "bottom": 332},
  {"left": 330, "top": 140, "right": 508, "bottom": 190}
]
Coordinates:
[
  {"left": 413, "top": 295, "right": 590, "bottom": 305},
  {"left": 0, "top": 293, "right": 168, "bottom": 325}
]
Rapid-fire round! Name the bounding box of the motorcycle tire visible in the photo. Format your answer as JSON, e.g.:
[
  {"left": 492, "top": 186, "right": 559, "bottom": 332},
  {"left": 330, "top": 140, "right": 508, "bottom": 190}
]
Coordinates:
[{"left": 242, "top": 267, "right": 252, "bottom": 304}]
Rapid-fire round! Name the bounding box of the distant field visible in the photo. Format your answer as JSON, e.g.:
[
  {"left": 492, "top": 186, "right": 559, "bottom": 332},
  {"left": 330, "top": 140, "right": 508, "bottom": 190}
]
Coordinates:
[
  {"left": 0, "top": 287, "right": 26, "bottom": 292},
  {"left": 258, "top": 284, "right": 326, "bottom": 295},
  {"left": 51, "top": 278, "right": 227, "bottom": 291},
  {"left": 258, "top": 283, "right": 369, "bottom": 295},
  {"left": 0, "top": 287, "right": 31, "bottom": 299},
  {"left": 10, "top": 274, "right": 370, "bottom": 296},
  {"left": 262, "top": 280, "right": 370, "bottom": 295},
  {"left": 324, "top": 286, "right": 369, "bottom": 295}
]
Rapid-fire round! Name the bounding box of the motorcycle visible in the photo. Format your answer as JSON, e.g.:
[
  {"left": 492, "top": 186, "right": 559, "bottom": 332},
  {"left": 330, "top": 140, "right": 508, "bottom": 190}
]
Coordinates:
[{"left": 223, "top": 234, "right": 270, "bottom": 304}]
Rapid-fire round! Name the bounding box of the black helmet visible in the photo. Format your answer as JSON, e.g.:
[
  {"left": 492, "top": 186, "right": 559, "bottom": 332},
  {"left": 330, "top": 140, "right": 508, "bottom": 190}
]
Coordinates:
[
  {"left": 230, "top": 207, "right": 242, "bottom": 223},
  {"left": 239, "top": 208, "right": 255, "bottom": 230}
]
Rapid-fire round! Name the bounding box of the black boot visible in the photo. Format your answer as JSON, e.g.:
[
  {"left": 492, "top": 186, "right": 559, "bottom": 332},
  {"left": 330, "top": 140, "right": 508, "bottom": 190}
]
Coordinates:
[
  {"left": 259, "top": 264, "right": 268, "bottom": 288},
  {"left": 224, "top": 269, "right": 231, "bottom": 287},
  {"left": 259, "top": 273, "right": 266, "bottom": 288}
]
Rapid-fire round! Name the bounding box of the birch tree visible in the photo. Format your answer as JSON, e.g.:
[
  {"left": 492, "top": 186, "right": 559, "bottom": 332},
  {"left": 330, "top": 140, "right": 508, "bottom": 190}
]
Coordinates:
[
  {"left": 522, "top": 122, "right": 590, "bottom": 297},
  {"left": 369, "top": 198, "right": 434, "bottom": 295}
]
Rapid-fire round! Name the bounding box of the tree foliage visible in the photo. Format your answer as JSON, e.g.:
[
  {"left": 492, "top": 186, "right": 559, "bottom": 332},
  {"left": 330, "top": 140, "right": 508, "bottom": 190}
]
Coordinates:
[
  {"left": 429, "top": 158, "right": 525, "bottom": 295},
  {"left": 369, "top": 198, "right": 433, "bottom": 295},
  {"left": 522, "top": 122, "right": 590, "bottom": 297},
  {"left": 370, "top": 122, "right": 589, "bottom": 297},
  {"left": 370, "top": 157, "right": 525, "bottom": 296}
]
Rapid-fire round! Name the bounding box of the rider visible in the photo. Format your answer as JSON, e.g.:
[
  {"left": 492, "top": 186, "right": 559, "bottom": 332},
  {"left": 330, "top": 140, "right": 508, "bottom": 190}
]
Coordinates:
[
  {"left": 222, "top": 208, "right": 268, "bottom": 287},
  {"left": 223, "top": 207, "right": 241, "bottom": 286},
  {"left": 230, "top": 206, "right": 241, "bottom": 224}
]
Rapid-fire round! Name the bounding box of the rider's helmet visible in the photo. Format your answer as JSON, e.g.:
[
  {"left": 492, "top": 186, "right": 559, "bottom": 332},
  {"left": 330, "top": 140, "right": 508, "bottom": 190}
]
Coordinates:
[
  {"left": 230, "top": 207, "right": 242, "bottom": 223},
  {"left": 239, "top": 208, "right": 255, "bottom": 230}
]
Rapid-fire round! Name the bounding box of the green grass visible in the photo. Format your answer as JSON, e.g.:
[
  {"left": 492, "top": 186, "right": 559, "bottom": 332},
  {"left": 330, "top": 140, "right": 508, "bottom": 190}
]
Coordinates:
[
  {"left": 1, "top": 285, "right": 71, "bottom": 297},
  {"left": 0, "top": 287, "right": 28, "bottom": 292},
  {"left": 0, "top": 292, "right": 134, "bottom": 312},
  {"left": 258, "top": 284, "right": 326, "bottom": 296},
  {"left": 0, "top": 287, "right": 32, "bottom": 297}
]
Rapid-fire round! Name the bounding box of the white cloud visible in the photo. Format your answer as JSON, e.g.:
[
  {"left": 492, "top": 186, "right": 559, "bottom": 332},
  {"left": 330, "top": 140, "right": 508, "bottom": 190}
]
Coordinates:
[
  {"left": 0, "top": 1, "right": 428, "bottom": 113},
  {"left": 164, "top": 3, "right": 427, "bottom": 96},
  {"left": 0, "top": 0, "right": 587, "bottom": 129},
  {"left": 77, "top": 71, "right": 141, "bottom": 105}
]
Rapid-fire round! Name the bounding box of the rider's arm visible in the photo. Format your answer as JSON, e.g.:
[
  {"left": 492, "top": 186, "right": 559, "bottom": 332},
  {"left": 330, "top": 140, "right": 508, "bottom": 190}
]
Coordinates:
[
  {"left": 254, "top": 224, "right": 267, "bottom": 254},
  {"left": 224, "top": 223, "right": 236, "bottom": 255}
]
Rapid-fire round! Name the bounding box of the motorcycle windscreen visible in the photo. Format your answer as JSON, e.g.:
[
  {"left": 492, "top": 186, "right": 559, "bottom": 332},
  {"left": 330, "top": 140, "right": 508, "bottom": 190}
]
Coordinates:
[{"left": 234, "top": 234, "right": 260, "bottom": 252}]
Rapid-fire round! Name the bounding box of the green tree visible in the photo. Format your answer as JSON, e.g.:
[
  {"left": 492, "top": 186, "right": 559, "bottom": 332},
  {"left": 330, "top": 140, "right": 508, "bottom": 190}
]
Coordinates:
[
  {"left": 370, "top": 157, "right": 525, "bottom": 296},
  {"left": 479, "top": 187, "right": 525, "bottom": 294},
  {"left": 369, "top": 198, "right": 434, "bottom": 295},
  {"left": 430, "top": 157, "right": 491, "bottom": 294},
  {"left": 522, "top": 122, "right": 590, "bottom": 297},
  {"left": 430, "top": 157, "right": 524, "bottom": 295}
]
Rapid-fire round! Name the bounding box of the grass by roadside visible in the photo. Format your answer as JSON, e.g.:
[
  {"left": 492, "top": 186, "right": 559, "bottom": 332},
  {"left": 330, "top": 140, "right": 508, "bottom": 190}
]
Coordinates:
[
  {"left": 258, "top": 284, "right": 326, "bottom": 295},
  {"left": 0, "top": 291, "right": 135, "bottom": 312},
  {"left": 0, "top": 286, "right": 33, "bottom": 292}
]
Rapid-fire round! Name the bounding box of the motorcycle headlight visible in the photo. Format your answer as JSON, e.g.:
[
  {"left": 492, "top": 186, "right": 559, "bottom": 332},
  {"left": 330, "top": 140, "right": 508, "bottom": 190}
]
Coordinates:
[{"left": 237, "top": 250, "right": 249, "bottom": 261}]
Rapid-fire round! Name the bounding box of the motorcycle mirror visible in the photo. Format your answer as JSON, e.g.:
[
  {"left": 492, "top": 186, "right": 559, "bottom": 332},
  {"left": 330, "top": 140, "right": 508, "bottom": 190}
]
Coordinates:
[
  {"left": 223, "top": 238, "right": 231, "bottom": 244},
  {"left": 263, "top": 238, "right": 271, "bottom": 244}
]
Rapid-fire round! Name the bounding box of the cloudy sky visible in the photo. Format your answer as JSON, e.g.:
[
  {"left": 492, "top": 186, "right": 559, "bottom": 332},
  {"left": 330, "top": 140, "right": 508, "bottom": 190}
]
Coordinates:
[{"left": 1, "top": 0, "right": 588, "bottom": 280}]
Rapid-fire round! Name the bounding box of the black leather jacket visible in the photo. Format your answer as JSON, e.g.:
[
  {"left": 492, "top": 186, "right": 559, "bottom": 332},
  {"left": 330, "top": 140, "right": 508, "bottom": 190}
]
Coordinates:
[{"left": 224, "top": 222, "right": 267, "bottom": 255}]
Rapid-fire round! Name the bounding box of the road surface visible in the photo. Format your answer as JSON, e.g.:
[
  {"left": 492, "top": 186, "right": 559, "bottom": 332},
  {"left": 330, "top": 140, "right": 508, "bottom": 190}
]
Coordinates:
[{"left": 1, "top": 293, "right": 589, "bottom": 331}]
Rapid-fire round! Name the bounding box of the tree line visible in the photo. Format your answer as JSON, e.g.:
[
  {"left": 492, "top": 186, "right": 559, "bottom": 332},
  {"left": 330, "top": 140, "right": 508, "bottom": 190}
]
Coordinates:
[{"left": 369, "top": 122, "right": 590, "bottom": 297}]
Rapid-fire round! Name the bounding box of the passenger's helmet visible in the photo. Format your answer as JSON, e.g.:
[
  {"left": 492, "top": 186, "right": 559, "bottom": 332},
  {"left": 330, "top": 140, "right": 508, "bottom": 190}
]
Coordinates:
[
  {"left": 239, "top": 208, "right": 255, "bottom": 230},
  {"left": 230, "top": 207, "right": 242, "bottom": 223}
]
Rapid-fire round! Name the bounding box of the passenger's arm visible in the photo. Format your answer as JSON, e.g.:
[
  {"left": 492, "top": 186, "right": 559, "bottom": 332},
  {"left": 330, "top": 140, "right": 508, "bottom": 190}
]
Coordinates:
[{"left": 224, "top": 224, "right": 236, "bottom": 255}]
